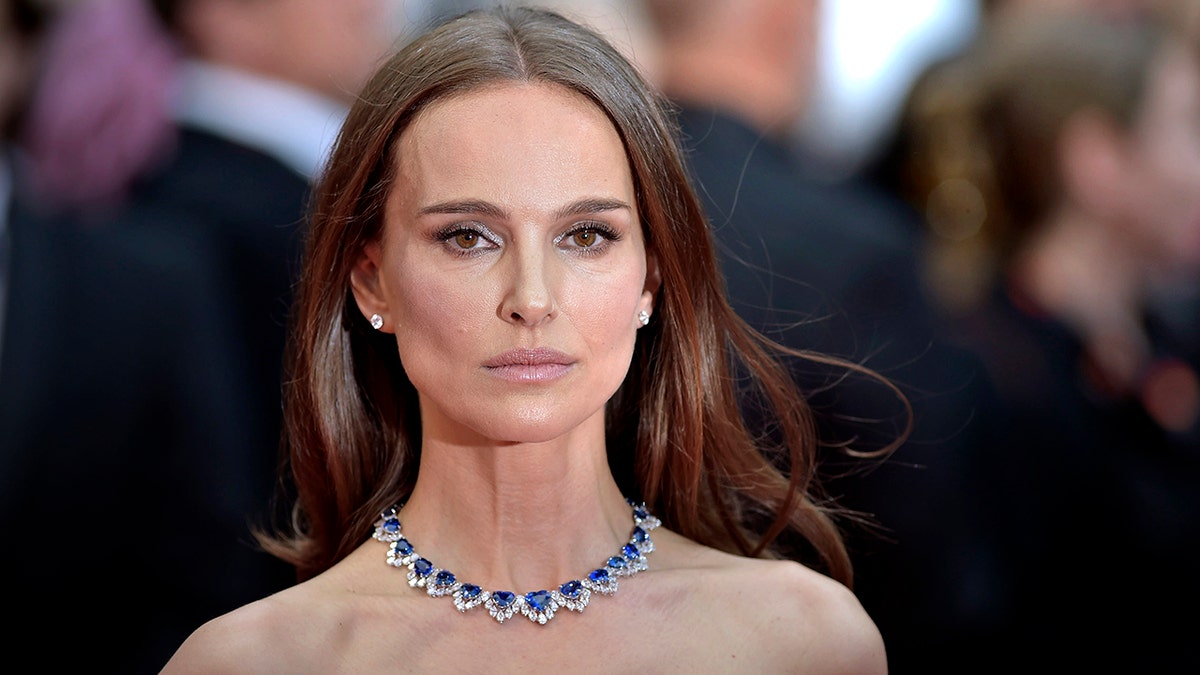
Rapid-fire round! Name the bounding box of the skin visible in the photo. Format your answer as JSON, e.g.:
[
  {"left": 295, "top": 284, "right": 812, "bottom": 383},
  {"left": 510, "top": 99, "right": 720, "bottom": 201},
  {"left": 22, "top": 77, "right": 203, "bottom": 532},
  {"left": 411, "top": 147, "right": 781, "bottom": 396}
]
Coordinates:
[
  {"left": 1118, "top": 40, "right": 1200, "bottom": 278},
  {"left": 184, "top": 0, "right": 395, "bottom": 104},
  {"left": 1015, "top": 36, "right": 1200, "bottom": 392},
  {"left": 161, "top": 81, "right": 885, "bottom": 674}
]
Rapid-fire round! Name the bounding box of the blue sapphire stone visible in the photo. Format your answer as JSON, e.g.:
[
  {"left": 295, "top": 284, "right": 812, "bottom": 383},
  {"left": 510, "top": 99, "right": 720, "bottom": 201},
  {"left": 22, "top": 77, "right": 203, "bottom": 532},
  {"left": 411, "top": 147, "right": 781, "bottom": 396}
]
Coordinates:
[
  {"left": 560, "top": 580, "right": 583, "bottom": 598},
  {"left": 382, "top": 517, "right": 401, "bottom": 535},
  {"left": 633, "top": 507, "right": 648, "bottom": 520},
  {"left": 526, "top": 590, "right": 552, "bottom": 611},
  {"left": 588, "top": 568, "right": 610, "bottom": 583},
  {"left": 632, "top": 526, "right": 648, "bottom": 543},
  {"left": 492, "top": 590, "right": 516, "bottom": 608},
  {"left": 434, "top": 570, "right": 456, "bottom": 586},
  {"left": 622, "top": 544, "right": 640, "bottom": 560},
  {"left": 413, "top": 558, "right": 434, "bottom": 577},
  {"left": 607, "top": 556, "right": 628, "bottom": 569},
  {"left": 393, "top": 538, "right": 413, "bottom": 556},
  {"left": 460, "top": 583, "right": 482, "bottom": 599}
]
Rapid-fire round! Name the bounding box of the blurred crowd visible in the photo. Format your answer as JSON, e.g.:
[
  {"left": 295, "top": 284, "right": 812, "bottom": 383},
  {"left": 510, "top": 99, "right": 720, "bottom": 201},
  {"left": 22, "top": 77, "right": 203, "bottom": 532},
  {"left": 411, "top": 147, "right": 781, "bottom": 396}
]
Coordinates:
[{"left": 1, "top": 0, "right": 1197, "bottom": 672}]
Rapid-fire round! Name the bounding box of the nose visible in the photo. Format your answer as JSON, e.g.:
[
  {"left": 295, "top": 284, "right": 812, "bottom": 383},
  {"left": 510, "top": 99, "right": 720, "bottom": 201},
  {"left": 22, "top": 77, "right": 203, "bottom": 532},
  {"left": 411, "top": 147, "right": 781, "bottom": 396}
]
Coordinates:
[{"left": 499, "top": 245, "right": 558, "bottom": 326}]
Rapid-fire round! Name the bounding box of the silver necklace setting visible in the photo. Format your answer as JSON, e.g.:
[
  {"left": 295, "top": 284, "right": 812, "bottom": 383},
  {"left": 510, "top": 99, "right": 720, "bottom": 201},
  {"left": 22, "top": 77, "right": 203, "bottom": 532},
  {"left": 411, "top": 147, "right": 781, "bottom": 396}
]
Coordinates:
[{"left": 372, "top": 498, "right": 661, "bottom": 625}]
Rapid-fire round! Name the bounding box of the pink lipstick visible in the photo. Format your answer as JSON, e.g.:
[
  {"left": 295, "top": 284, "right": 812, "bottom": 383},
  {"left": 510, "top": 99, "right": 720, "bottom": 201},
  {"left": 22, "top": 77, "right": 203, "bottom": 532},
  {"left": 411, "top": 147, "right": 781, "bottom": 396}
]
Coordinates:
[{"left": 482, "top": 348, "right": 575, "bottom": 382}]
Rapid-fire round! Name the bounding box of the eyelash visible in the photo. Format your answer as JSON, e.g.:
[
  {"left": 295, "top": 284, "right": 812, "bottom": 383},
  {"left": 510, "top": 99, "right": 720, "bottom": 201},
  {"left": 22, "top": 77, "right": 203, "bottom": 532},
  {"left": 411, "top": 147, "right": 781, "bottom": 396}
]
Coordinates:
[
  {"left": 433, "top": 223, "right": 500, "bottom": 258},
  {"left": 433, "top": 222, "right": 623, "bottom": 258},
  {"left": 558, "top": 222, "right": 622, "bottom": 256}
]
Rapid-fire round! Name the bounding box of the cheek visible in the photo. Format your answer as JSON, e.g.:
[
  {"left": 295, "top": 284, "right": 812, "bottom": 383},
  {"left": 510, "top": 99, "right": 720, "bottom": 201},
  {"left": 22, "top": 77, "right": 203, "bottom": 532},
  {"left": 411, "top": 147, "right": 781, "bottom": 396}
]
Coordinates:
[
  {"left": 389, "top": 271, "right": 493, "bottom": 368},
  {"left": 560, "top": 268, "right": 644, "bottom": 351}
]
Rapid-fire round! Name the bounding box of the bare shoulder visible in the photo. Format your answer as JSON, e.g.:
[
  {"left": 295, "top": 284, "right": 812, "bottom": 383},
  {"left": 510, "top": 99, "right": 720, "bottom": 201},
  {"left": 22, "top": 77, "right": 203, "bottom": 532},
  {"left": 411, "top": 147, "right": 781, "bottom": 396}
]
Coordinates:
[
  {"left": 654, "top": 535, "right": 886, "bottom": 674},
  {"left": 736, "top": 557, "right": 887, "bottom": 674},
  {"left": 159, "top": 544, "right": 385, "bottom": 674},
  {"left": 160, "top": 584, "right": 321, "bottom": 674}
]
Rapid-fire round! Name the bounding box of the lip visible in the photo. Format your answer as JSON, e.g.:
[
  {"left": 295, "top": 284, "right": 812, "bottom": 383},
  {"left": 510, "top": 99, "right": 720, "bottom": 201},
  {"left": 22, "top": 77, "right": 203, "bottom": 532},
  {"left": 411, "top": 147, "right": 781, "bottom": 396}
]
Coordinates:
[{"left": 483, "top": 348, "right": 576, "bottom": 382}]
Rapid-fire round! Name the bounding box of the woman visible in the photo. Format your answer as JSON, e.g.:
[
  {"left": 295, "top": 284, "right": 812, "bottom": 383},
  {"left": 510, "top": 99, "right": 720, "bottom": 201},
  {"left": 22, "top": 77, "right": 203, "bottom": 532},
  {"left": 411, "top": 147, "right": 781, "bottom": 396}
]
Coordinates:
[
  {"left": 163, "top": 6, "right": 890, "bottom": 672},
  {"left": 888, "top": 3, "right": 1200, "bottom": 670}
]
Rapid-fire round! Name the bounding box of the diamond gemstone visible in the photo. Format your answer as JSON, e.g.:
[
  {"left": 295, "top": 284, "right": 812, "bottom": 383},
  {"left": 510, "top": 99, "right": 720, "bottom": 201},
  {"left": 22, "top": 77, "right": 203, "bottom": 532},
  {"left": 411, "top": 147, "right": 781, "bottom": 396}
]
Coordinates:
[{"left": 377, "top": 500, "right": 653, "bottom": 624}]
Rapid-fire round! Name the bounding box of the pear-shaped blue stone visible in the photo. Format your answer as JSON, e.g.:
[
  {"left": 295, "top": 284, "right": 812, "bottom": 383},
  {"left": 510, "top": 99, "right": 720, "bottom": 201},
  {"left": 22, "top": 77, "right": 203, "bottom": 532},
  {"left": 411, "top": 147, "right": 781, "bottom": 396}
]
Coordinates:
[
  {"left": 492, "top": 590, "right": 516, "bottom": 608},
  {"left": 632, "top": 526, "right": 648, "bottom": 543},
  {"left": 633, "top": 507, "right": 648, "bottom": 520},
  {"left": 434, "top": 570, "right": 455, "bottom": 586},
  {"left": 382, "top": 517, "right": 401, "bottom": 535},
  {"left": 560, "top": 580, "right": 583, "bottom": 598},
  {"left": 588, "top": 568, "right": 610, "bottom": 583},
  {"left": 526, "top": 590, "right": 552, "bottom": 611},
  {"left": 607, "top": 556, "right": 628, "bottom": 569},
  {"left": 460, "top": 583, "right": 482, "bottom": 599},
  {"left": 622, "top": 544, "right": 640, "bottom": 560},
  {"left": 413, "top": 558, "right": 433, "bottom": 577},
  {"left": 393, "top": 538, "right": 413, "bottom": 555}
]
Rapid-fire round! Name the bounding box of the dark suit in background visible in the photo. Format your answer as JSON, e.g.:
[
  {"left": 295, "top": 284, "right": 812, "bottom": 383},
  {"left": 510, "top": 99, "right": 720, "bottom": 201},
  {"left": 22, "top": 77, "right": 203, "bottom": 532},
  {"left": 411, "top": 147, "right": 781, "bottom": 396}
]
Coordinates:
[
  {"left": 673, "top": 106, "right": 1005, "bottom": 672},
  {"left": 125, "top": 126, "right": 312, "bottom": 464},
  {"left": 0, "top": 186, "right": 292, "bottom": 672},
  {"left": 0, "top": 1, "right": 396, "bottom": 670}
]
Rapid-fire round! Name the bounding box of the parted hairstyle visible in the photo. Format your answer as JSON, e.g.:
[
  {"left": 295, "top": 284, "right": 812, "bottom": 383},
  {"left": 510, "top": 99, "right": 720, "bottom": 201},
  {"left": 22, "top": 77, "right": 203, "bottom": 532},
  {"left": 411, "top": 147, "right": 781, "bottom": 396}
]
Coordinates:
[{"left": 259, "top": 4, "right": 904, "bottom": 586}]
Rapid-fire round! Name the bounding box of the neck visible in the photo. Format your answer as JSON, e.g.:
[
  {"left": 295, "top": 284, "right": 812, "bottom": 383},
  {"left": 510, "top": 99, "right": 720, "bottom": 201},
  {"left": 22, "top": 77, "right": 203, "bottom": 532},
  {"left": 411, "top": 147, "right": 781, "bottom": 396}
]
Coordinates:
[
  {"left": 398, "top": 417, "right": 632, "bottom": 591},
  {"left": 657, "top": 49, "right": 805, "bottom": 139}
]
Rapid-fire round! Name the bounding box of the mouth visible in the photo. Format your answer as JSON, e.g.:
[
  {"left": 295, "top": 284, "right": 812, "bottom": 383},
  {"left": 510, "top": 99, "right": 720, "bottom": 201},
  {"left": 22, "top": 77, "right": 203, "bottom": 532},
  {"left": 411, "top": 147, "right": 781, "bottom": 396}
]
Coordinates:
[{"left": 483, "top": 348, "right": 575, "bottom": 382}]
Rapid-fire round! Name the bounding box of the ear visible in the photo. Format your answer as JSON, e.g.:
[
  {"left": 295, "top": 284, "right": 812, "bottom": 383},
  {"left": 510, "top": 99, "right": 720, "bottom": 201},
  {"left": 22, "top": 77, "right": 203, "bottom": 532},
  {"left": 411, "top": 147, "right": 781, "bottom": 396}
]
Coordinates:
[
  {"left": 1059, "top": 108, "right": 1129, "bottom": 217},
  {"left": 349, "top": 240, "right": 392, "bottom": 332},
  {"left": 640, "top": 248, "right": 663, "bottom": 314}
]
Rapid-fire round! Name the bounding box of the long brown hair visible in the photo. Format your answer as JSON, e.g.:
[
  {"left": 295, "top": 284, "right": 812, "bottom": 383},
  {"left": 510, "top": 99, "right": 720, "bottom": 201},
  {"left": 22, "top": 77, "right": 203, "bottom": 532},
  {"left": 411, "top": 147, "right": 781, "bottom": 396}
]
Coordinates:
[{"left": 259, "top": 5, "right": 903, "bottom": 586}]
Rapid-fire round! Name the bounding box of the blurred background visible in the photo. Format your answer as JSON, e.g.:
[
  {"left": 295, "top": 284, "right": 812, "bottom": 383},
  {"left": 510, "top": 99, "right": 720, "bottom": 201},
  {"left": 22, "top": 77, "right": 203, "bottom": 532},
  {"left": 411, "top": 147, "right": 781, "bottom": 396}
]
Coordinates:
[{"left": 3, "top": 1, "right": 1197, "bottom": 673}]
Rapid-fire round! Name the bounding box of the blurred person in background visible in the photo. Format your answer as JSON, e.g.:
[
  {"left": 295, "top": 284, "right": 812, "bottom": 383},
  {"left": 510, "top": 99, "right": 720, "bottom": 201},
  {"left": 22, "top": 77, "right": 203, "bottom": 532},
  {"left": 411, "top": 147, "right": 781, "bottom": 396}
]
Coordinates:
[
  {"left": 2, "top": 0, "right": 260, "bottom": 671},
  {"left": 16, "top": 0, "right": 405, "bottom": 472},
  {"left": 886, "top": 3, "right": 1200, "bottom": 669},
  {"left": 639, "top": 1, "right": 1005, "bottom": 672},
  {"left": 1, "top": 0, "right": 411, "bottom": 670}
]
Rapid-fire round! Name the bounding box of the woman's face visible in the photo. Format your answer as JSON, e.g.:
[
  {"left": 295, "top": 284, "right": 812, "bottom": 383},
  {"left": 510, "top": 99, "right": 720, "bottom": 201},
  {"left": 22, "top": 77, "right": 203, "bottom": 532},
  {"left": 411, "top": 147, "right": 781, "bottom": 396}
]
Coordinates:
[
  {"left": 353, "top": 82, "right": 656, "bottom": 444},
  {"left": 1122, "top": 40, "right": 1200, "bottom": 277}
]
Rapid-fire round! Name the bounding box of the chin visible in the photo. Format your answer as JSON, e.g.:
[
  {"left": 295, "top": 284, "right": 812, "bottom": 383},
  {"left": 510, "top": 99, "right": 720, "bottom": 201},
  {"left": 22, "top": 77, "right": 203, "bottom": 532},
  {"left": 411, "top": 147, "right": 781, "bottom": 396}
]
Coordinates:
[{"left": 471, "top": 405, "right": 599, "bottom": 445}]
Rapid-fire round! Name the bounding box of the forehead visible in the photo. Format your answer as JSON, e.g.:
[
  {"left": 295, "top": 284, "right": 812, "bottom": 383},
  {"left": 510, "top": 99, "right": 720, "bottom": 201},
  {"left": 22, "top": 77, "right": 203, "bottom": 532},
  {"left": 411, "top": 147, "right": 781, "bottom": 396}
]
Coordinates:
[{"left": 391, "top": 82, "right": 634, "bottom": 209}]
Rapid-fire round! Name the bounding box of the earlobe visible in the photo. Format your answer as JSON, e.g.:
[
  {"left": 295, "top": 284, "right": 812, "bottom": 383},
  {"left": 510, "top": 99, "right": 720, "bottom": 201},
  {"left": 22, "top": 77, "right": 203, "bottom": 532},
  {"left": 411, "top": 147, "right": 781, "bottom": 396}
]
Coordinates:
[
  {"left": 349, "top": 241, "right": 390, "bottom": 330},
  {"left": 638, "top": 250, "right": 662, "bottom": 327},
  {"left": 643, "top": 249, "right": 662, "bottom": 296}
]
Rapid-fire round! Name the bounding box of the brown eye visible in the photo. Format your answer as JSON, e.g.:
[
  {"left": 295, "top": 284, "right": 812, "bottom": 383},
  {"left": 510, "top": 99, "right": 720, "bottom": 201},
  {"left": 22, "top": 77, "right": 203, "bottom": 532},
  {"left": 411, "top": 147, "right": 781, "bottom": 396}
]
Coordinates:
[
  {"left": 573, "top": 230, "right": 598, "bottom": 247},
  {"left": 454, "top": 231, "right": 479, "bottom": 248}
]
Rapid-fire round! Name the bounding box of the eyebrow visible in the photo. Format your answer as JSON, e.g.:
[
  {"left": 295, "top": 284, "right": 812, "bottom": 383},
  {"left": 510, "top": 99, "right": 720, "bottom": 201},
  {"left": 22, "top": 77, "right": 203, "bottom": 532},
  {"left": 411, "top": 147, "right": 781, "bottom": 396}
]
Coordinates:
[
  {"left": 418, "top": 199, "right": 507, "bottom": 218},
  {"left": 555, "top": 198, "right": 631, "bottom": 219},
  {"left": 417, "top": 197, "right": 631, "bottom": 220}
]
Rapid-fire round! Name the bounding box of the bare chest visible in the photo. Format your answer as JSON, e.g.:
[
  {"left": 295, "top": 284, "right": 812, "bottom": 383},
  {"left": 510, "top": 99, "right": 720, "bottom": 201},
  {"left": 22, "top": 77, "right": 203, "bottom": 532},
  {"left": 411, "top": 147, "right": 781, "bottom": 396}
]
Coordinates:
[{"left": 302, "top": 588, "right": 768, "bottom": 674}]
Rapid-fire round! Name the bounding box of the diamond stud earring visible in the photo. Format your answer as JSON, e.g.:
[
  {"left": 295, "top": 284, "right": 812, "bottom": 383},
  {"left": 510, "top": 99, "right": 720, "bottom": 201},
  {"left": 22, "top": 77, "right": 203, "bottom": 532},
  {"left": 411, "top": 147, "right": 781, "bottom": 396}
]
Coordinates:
[
  {"left": 637, "top": 310, "right": 650, "bottom": 327},
  {"left": 370, "top": 313, "right": 384, "bottom": 330}
]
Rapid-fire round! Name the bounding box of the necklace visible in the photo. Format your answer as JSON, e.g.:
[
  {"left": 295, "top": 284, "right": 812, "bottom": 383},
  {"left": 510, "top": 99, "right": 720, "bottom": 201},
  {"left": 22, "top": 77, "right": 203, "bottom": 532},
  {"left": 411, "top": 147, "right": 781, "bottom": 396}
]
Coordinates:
[{"left": 372, "top": 498, "right": 661, "bottom": 625}]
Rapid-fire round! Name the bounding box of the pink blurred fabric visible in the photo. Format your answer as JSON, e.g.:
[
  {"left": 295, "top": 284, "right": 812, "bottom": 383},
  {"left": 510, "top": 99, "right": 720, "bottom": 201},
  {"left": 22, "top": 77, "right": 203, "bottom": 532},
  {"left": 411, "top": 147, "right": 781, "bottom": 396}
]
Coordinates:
[{"left": 21, "top": 0, "right": 179, "bottom": 215}]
